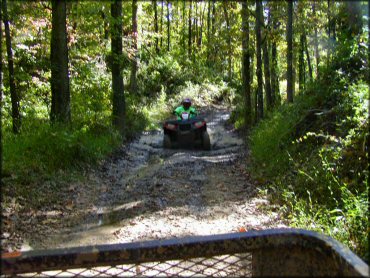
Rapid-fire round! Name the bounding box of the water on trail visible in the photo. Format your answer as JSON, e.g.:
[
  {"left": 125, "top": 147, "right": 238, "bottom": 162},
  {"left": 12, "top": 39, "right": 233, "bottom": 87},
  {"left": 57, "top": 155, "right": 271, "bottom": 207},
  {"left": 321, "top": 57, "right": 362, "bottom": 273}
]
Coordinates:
[{"left": 27, "top": 108, "right": 288, "bottom": 250}]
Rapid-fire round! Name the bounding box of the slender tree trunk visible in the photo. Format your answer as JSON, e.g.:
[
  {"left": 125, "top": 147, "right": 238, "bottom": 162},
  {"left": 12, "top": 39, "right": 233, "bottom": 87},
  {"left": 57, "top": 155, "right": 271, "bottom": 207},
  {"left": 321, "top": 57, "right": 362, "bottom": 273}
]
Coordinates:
[
  {"left": 166, "top": 0, "right": 170, "bottom": 51},
  {"left": 3, "top": 0, "right": 20, "bottom": 133},
  {"left": 271, "top": 3, "right": 280, "bottom": 105},
  {"left": 304, "top": 33, "right": 313, "bottom": 81},
  {"left": 153, "top": 0, "right": 159, "bottom": 53},
  {"left": 222, "top": 2, "right": 232, "bottom": 81},
  {"left": 271, "top": 41, "right": 280, "bottom": 104},
  {"left": 111, "top": 0, "right": 125, "bottom": 134},
  {"left": 312, "top": 3, "right": 320, "bottom": 77},
  {"left": 262, "top": 5, "right": 272, "bottom": 110},
  {"left": 130, "top": 0, "right": 138, "bottom": 93},
  {"left": 241, "top": 1, "right": 251, "bottom": 127},
  {"left": 211, "top": 0, "right": 215, "bottom": 62},
  {"left": 160, "top": 1, "right": 163, "bottom": 48},
  {"left": 298, "top": 33, "right": 305, "bottom": 92},
  {"left": 0, "top": 0, "right": 3, "bottom": 185},
  {"left": 182, "top": 0, "right": 186, "bottom": 52},
  {"left": 256, "top": 0, "right": 264, "bottom": 120},
  {"left": 286, "top": 0, "right": 294, "bottom": 103},
  {"left": 50, "top": 0, "right": 71, "bottom": 124},
  {"left": 206, "top": 0, "right": 211, "bottom": 63},
  {"left": 194, "top": 1, "right": 198, "bottom": 49},
  {"left": 198, "top": 2, "right": 206, "bottom": 48},
  {"left": 188, "top": 0, "right": 192, "bottom": 57},
  {"left": 100, "top": 7, "right": 109, "bottom": 40},
  {"left": 332, "top": 0, "right": 336, "bottom": 42},
  {"left": 327, "top": 0, "right": 331, "bottom": 66}
]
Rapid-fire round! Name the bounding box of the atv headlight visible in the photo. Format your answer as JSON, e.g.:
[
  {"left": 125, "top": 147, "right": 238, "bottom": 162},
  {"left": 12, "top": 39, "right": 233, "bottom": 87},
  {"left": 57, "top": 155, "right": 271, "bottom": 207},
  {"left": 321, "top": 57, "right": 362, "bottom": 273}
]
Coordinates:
[
  {"left": 165, "top": 123, "right": 177, "bottom": 130},
  {"left": 194, "top": 121, "right": 205, "bottom": 128}
]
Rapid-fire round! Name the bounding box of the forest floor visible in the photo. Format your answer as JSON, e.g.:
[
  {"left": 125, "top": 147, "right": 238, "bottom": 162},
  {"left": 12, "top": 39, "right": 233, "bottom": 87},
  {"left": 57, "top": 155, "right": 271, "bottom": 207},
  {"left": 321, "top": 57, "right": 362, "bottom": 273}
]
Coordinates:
[{"left": 2, "top": 106, "right": 289, "bottom": 252}]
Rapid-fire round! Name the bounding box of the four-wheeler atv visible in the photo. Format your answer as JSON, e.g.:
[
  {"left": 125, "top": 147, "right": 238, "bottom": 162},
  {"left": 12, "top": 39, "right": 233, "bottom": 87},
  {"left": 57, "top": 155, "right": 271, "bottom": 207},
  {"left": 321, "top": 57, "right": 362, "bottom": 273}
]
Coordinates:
[{"left": 163, "top": 113, "right": 211, "bottom": 150}]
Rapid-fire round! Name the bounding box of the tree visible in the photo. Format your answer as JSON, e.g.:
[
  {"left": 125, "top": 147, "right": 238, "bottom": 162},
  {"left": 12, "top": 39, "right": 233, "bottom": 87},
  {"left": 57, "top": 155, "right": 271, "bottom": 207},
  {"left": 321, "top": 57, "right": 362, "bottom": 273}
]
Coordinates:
[
  {"left": 0, "top": 0, "right": 2, "bottom": 186},
  {"left": 188, "top": 0, "right": 192, "bottom": 57},
  {"left": 241, "top": 1, "right": 251, "bottom": 127},
  {"left": 166, "top": 0, "right": 170, "bottom": 51},
  {"left": 222, "top": 2, "right": 232, "bottom": 81},
  {"left": 270, "top": 2, "right": 280, "bottom": 105},
  {"left": 130, "top": 0, "right": 138, "bottom": 93},
  {"left": 153, "top": 0, "right": 159, "bottom": 53},
  {"left": 255, "top": 0, "right": 264, "bottom": 120},
  {"left": 50, "top": 0, "right": 71, "bottom": 124},
  {"left": 312, "top": 2, "right": 320, "bottom": 76},
  {"left": 262, "top": 4, "right": 273, "bottom": 110},
  {"left": 286, "top": 0, "right": 294, "bottom": 103},
  {"left": 304, "top": 33, "right": 313, "bottom": 81},
  {"left": 160, "top": 1, "right": 164, "bottom": 48},
  {"left": 2, "top": 0, "right": 20, "bottom": 133},
  {"left": 111, "top": 0, "right": 126, "bottom": 134}
]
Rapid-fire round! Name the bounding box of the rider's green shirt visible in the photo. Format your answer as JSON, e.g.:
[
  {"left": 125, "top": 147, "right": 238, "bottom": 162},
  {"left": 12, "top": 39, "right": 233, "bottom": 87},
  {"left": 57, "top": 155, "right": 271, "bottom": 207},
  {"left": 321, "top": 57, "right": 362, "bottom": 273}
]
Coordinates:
[{"left": 174, "top": 106, "right": 197, "bottom": 120}]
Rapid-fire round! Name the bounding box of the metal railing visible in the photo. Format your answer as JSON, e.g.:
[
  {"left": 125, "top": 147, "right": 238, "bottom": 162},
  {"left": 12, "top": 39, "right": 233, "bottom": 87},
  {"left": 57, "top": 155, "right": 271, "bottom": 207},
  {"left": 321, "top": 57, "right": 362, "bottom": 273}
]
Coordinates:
[{"left": 1, "top": 229, "right": 369, "bottom": 277}]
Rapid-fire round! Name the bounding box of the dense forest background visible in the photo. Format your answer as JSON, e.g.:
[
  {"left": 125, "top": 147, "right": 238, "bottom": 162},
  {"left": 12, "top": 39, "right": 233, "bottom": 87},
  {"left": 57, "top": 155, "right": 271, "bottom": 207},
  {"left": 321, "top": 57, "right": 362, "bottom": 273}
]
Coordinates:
[{"left": 0, "top": 1, "right": 368, "bottom": 262}]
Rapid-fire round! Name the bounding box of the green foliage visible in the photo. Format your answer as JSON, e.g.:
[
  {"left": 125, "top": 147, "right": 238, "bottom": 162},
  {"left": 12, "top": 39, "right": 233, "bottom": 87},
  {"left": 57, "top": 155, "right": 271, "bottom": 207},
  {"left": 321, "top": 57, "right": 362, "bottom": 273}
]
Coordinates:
[
  {"left": 3, "top": 122, "right": 121, "bottom": 177},
  {"left": 137, "top": 54, "right": 190, "bottom": 100},
  {"left": 249, "top": 52, "right": 369, "bottom": 261},
  {"left": 2, "top": 121, "right": 121, "bottom": 207}
]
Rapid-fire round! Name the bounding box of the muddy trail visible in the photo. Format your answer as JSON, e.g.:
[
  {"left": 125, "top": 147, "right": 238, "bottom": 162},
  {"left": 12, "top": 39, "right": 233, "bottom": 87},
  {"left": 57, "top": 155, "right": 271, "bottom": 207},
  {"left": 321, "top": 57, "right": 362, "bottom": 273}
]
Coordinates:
[{"left": 22, "top": 107, "right": 288, "bottom": 250}]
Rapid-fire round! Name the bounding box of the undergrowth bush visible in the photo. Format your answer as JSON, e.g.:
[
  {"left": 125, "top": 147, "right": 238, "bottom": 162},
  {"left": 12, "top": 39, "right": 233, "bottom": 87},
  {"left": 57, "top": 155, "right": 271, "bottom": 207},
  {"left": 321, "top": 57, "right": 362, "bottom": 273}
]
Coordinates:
[
  {"left": 3, "top": 122, "right": 121, "bottom": 189},
  {"left": 249, "top": 66, "right": 369, "bottom": 262}
]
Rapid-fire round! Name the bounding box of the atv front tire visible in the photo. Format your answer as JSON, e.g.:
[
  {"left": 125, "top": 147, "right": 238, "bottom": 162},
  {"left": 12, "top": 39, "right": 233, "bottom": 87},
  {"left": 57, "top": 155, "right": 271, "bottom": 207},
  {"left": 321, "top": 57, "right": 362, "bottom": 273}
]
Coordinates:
[
  {"left": 163, "top": 134, "right": 172, "bottom": 149},
  {"left": 202, "top": 131, "right": 211, "bottom": 150}
]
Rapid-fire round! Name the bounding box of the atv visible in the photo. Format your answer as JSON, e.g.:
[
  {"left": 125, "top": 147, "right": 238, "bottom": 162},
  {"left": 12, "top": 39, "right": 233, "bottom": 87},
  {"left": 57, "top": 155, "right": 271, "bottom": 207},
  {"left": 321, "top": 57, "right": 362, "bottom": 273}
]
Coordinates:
[{"left": 163, "top": 112, "right": 211, "bottom": 150}]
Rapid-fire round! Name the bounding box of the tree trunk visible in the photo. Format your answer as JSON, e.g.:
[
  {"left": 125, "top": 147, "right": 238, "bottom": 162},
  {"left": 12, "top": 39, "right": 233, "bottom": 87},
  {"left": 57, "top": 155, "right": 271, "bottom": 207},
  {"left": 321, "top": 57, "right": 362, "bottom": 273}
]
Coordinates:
[
  {"left": 327, "top": 0, "right": 331, "bottom": 65},
  {"left": 206, "top": 0, "right": 211, "bottom": 63},
  {"left": 286, "top": 0, "right": 294, "bottom": 103},
  {"left": 100, "top": 7, "right": 109, "bottom": 40},
  {"left": 222, "top": 2, "right": 232, "bottom": 81},
  {"left": 271, "top": 3, "right": 280, "bottom": 106},
  {"left": 304, "top": 33, "right": 313, "bottom": 81},
  {"left": 182, "top": 0, "right": 186, "bottom": 52},
  {"left": 298, "top": 33, "right": 305, "bottom": 92},
  {"left": 198, "top": 2, "right": 206, "bottom": 48},
  {"left": 0, "top": 0, "right": 3, "bottom": 184},
  {"left": 256, "top": 0, "right": 264, "bottom": 120},
  {"left": 50, "top": 0, "right": 71, "bottom": 124},
  {"left": 312, "top": 2, "right": 320, "bottom": 77},
  {"left": 166, "top": 0, "right": 170, "bottom": 51},
  {"left": 3, "top": 0, "right": 20, "bottom": 133},
  {"left": 241, "top": 1, "right": 251, "bottom": 127},
  {"left": 262, "top": 5, "right": 273, "bottom": 110},
  {"left": 194, "top": 1, "right": 198, "bottom": 48},
  {"left": 153, "top": 0, "right": 159, "bottom": 53},
  {"left": 160, "top": 1, "right": 163, "bottom": 48},
  {"left": 188, "top": 0, "right": 192, "bottom": 57},
  {"left": 111, "top": 0, "right": 126, "bottom": 134},
  {"left": 130, "top": 0, "right": 138, "bottom": 93},
  {"left": 211, "top": 0, "right": 216, "bottom": 64}
]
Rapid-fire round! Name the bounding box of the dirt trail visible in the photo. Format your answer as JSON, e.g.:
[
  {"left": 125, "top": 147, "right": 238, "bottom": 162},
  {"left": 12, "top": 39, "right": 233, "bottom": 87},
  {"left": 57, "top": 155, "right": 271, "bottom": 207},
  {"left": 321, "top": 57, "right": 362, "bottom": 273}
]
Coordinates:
[{"left": 24, "top": 107, "right": 288, "bottom": 250}]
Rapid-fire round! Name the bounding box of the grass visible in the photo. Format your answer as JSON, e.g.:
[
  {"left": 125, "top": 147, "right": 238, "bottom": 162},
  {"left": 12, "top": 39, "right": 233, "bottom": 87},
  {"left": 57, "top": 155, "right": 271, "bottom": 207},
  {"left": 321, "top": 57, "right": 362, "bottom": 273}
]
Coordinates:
[{"left": 2, "top": 119, "right": 122, "bottom": 208}]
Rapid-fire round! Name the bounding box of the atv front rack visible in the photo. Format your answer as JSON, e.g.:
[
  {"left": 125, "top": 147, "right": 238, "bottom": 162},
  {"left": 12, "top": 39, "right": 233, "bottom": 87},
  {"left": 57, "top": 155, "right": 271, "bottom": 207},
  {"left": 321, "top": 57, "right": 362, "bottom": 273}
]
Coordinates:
[{"left": 1, "top": 229, "right": 368, "bottom": 277}]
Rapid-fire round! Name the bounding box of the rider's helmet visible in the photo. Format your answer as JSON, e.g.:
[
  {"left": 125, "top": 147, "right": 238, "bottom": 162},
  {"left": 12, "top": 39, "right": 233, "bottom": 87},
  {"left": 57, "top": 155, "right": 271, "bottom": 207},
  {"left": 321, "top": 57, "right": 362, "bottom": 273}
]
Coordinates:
[{"left": 182, "top": 98, "right": 191, "bottom": 109}]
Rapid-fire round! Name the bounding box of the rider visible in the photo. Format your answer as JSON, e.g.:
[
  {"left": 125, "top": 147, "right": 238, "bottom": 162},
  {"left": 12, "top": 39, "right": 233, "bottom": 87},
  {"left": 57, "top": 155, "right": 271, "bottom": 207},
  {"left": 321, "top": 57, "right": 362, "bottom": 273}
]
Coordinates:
[{"left": 173, "top": 98, "right": 197, "bottom": 120}]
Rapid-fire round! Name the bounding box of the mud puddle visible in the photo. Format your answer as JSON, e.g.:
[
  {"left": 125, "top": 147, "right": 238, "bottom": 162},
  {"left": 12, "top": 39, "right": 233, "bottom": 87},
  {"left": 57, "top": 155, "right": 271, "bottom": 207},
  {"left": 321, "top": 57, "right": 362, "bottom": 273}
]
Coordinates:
[{"left": 28, "top": 108, "right": 288, "bottom": 250}]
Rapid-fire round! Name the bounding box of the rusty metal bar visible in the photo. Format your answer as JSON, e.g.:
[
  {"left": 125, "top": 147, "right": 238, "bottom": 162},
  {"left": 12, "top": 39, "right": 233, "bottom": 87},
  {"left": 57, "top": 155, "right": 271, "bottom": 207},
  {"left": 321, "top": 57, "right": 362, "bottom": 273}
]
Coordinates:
[{"left": 1, "top": 229, "right": 368, "bottom": 276}]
